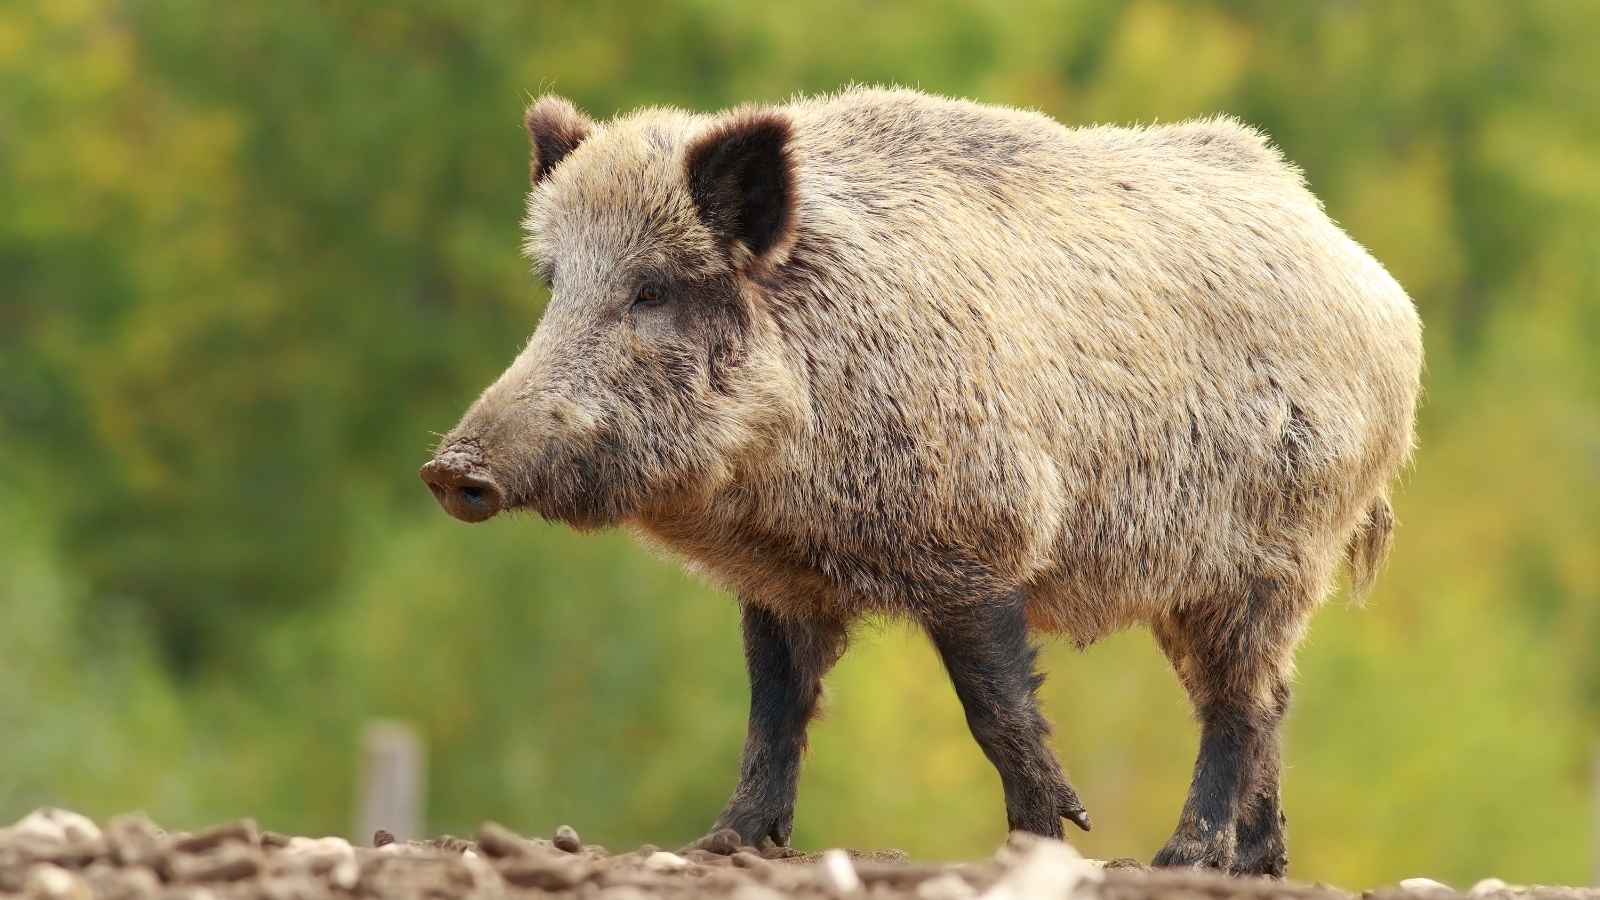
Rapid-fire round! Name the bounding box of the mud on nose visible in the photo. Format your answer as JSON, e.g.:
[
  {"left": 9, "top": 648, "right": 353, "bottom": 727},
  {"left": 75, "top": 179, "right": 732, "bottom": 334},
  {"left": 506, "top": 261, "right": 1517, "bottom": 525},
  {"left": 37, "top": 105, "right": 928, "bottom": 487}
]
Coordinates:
[{"left": 419, "top": 455, "right": 504, "bottom": 523}]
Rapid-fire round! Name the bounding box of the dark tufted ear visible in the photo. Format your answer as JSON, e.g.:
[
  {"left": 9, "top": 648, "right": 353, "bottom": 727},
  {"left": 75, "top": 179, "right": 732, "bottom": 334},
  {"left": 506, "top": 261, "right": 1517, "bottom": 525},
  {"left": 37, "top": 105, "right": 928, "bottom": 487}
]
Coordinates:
[
  {"left": 525, "top": 95, "right": 595, "bottom": 185},
  {"left": 685, "top": 109, "right": 797, "bottom": 269}
]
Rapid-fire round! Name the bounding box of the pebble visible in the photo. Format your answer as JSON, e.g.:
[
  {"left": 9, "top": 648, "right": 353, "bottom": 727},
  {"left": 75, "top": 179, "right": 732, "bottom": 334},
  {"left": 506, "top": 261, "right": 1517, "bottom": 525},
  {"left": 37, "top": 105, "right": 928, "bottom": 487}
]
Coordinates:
[
  {"left": 474, "top": 823, "right": 528, "bottom": 859},
  {"left": 498, "top": 858, "right": 587, "bottom": 891},
  {"left": 818, "top": 850, "right": 861, "bottom": 894},
  {"left": 12, "top": 809, "right": 103, "bottom": 845},
  {"left": 106, "top": 814, "right": 165, "bottom": 869},
  {"left": 1400, "top": 879, "right": 1453, "bottom": 894},
  {"left": 643, "top": 851, "right": 687, "bottom": 871},
  {"left": 330, "top": 857, "right": 362, "bottom": 890},
  {"left": 553, "top": 825, "right": 582, "bottom": 854},
  {"left": 459, "top": 850, "right": 502, "bottom": 893},
  {"left": 284, "top": 836, "right": 355, "bottom": 858},
  {"left": 1469, "top": 879, "right": 1511, "bottom": 896},
  {"left": 979, "top": 838, "right": 1100, "bottom": 900},
  {"left": 26, "top": 864, "right": 93, "bottom": 900},
  {"left": 174, "top": 820, "right": 259, "bottom": 854},
  {"left": 170, "top": 847, "right": 261, "bottom": 883}
]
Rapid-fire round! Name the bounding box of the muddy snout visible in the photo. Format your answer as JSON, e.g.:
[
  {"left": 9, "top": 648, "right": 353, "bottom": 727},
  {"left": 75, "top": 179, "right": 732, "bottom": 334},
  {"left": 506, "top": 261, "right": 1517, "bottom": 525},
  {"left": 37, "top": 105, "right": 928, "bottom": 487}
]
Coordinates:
[{"left": 420, "top": 450, "right": 503, "bottom": 523}]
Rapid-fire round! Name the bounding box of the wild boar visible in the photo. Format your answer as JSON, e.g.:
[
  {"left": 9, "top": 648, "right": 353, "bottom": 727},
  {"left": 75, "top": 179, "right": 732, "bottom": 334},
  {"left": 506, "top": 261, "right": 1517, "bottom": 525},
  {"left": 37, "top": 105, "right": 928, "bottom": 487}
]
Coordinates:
[{"left": 420, "top": 87, "right": 1422, "bottom": 876}]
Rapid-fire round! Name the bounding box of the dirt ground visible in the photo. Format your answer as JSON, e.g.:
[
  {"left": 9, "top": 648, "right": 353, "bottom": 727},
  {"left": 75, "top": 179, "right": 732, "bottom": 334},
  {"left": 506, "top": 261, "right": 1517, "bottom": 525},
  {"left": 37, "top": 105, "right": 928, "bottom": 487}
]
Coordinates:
[{"left": 2, "top": 808, "right": 1595, "bottom": 900}]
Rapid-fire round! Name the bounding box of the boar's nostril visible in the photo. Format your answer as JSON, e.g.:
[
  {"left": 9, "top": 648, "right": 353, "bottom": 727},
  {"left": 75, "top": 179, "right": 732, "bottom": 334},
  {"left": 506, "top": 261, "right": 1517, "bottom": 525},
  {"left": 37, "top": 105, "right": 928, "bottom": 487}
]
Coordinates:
[{"left": 419, "top": 457, "right": 504, "bottom": 523}]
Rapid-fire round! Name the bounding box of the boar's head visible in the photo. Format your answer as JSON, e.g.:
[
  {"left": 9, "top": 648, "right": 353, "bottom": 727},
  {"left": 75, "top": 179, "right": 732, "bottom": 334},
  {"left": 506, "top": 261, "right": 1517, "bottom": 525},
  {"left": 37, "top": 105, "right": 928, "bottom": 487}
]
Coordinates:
[{"left": 421, "top": 96, "right": 804, "bottom": 529}]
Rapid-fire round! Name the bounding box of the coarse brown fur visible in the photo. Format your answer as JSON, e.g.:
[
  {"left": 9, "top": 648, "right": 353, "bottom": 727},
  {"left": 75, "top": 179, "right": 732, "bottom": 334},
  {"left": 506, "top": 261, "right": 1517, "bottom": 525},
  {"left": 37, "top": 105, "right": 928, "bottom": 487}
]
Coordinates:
[{"left": 421, "top": 87, "right": 1423, "bottom": 875}]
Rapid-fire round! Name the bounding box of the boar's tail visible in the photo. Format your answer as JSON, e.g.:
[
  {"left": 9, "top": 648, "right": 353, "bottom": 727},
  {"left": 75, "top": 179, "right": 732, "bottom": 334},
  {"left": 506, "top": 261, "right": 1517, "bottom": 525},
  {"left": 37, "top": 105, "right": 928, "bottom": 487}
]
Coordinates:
[{"left": 1344, "top": 494, "right": 1395, "bottom": 601}]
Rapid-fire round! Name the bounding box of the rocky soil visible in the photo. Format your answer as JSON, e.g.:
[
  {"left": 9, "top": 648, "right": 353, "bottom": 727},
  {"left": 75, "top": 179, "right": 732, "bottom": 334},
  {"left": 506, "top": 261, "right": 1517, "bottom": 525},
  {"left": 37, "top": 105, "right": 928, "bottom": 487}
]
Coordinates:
[{"left": 1, "top": 808, "right": 1594, "bottom": 900}]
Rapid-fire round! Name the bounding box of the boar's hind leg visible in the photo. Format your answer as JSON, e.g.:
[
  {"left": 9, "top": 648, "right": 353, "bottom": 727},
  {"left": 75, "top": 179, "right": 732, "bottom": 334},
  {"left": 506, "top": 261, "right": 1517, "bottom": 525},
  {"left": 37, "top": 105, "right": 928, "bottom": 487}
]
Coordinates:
[
  {"left": 924, "top": 590, "right": 1090, "bottom": 838},
  {"left": 702, "top": 602, "right": 847, "bottom": 848},
  {"left": 1150, "top": 577, "right": 1304, "bottom": 876},
  {"left": 1230, "top": 679, "right": 1291, "bottom": 877}
]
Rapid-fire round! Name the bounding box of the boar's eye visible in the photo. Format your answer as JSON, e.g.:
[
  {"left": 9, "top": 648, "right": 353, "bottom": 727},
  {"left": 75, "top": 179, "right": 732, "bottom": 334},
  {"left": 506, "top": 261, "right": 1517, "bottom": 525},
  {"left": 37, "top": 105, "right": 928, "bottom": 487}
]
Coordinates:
[{"left": 633, "top": 282, "right": 668, "bottom": 308}]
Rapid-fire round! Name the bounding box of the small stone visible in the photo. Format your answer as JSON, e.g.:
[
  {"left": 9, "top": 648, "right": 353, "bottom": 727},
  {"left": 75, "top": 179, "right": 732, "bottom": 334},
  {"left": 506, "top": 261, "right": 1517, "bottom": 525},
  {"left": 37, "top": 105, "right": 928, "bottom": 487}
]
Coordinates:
[
  {"left": 1400, "top": 879, "right": 1453, "bottom": 894},
  {"left": 174, "top": 820, "right": 258, "bottom": 854},
  {"left": 1469, "top": 880, "right": 1510, "bottom": 896},
  {"left": 553, "top": 826, "right": 582, "bottom": 854},
  {"left": 460, "top": 850, "right": 502, "bottom": 893},
  {"left": 25, "top": 863, "right": 93, "bottom": 900},
  {"left": 14, "top": 809, "right": 103, "bottom": 845},
  {"left": 979, "top": 838, "right": 1100, "bottom": 900},
  {"left": 170, "top": 846, "right": 262, "bottom": 883},
  {"left": 284, "top": 836, "right": 354, "bottom": 858},
  {"left": 499, "top": 859, "right": 586, "bottom": 891},
  {"left": 636, "top": 844, "right": 660, "bottom": 857},
  {"left": 260, "top": 832, "right": 291, "bottom": 849},
  {"left": 107, "top": 814, "right": 166, "bottom": 869},
  {"left": 474, "top": 823, "right": 528, "bottom": 858},
  {"left": 643, "top": 851, "right": 687, "bottom": 871},
  {"left": 372, "top": 829, "right": 396, "bottom": 849},
  {"left": 818, "top": 850, "right": 862, "bottom": 894},
  {"left": 917, "top": 873, "right": 977, "bottom": 900},
  {"left": 329, "top": 857, "right": 361, "bottom": 890}
]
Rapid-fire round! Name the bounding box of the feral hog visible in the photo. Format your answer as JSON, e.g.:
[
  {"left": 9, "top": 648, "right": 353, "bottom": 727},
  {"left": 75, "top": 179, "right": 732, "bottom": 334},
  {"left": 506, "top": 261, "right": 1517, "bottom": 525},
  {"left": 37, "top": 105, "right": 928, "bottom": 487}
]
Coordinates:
[{"left": 420, "top": 87, "right": 1422, "bottom": 875}]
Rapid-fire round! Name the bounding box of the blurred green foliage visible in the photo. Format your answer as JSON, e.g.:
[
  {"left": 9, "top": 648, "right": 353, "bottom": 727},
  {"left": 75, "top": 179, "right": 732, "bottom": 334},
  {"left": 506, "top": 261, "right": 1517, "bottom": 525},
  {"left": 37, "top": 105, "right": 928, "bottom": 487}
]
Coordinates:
[{"left": 2, "top": 0, "right": 1599, "bottom": 888}]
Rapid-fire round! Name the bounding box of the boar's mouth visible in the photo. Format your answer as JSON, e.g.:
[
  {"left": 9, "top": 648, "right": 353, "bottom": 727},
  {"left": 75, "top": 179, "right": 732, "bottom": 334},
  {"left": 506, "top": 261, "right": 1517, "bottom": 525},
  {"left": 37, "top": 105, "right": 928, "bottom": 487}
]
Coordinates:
[
  {"left": 512, "top": 453, "right": 633, "bottom": 531},
  {"left": 420, "top": 442, "right": 634, "bottom": 531},
  {"left": 419, "top": 448, "right": 504, "bottom": 523}
]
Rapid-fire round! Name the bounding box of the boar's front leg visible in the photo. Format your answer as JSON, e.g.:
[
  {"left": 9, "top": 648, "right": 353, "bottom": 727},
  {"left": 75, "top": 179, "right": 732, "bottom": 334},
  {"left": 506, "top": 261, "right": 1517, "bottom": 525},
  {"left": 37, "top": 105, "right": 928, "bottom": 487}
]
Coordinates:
[
  {"left": 702, "top": 602, "right": 848, "bottom": 848},
  {"left": 924, "top": 591, "right": 1091, "bottom": 838}
]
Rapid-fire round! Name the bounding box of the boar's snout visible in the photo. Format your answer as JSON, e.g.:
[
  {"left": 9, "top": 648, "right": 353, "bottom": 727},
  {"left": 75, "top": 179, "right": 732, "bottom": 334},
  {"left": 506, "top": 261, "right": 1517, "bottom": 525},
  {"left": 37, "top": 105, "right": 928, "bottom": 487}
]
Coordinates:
[{"left": 420, "top": 451, "right": 503, "bottom": 523}]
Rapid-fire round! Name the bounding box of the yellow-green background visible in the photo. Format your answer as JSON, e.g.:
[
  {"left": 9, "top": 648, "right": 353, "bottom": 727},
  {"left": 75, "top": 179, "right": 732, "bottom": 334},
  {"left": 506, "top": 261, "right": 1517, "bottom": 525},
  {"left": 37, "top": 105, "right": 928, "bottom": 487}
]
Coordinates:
[{"left": 3, "top": 0, "right": 1598, "bottom": 888}]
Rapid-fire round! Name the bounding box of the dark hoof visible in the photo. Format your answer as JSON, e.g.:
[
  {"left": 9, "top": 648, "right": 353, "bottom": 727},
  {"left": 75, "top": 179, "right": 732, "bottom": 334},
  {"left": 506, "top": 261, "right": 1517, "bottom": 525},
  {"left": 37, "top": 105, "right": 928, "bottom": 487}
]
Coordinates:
[
  {"left": 1007, "top": 781, "right": 1092, "bottom": 839},
  {"left": 1229, "top": 845, "right": 1288, "bottom": 878},
  {"left": 1064, "top": 806, "right": 1092, "bottom": 832},
  {"left": 701, "top": 804, "right": 792, "bottom": 850}
]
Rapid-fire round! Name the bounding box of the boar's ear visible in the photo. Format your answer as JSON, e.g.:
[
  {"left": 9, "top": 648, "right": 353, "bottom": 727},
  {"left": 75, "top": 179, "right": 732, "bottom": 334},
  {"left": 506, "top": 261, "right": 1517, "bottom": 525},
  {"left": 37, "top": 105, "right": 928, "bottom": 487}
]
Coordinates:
[
  {"left": 525, "top": 95, "right": 595, "bottom": 185},
  {"left": 685, "top": 109, "right": 797, "bottom": 269}
]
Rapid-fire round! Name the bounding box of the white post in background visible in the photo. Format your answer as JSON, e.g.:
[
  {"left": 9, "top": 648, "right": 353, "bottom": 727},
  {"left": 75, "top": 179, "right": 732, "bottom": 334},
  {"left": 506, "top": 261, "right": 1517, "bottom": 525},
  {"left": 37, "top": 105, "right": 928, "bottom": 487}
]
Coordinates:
[
  {"left": 357, "top": 720, "right": 426, "bottom": 844},
  {"left": 1593, "top": 746, "right": 1600, "bottom": 886}
]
